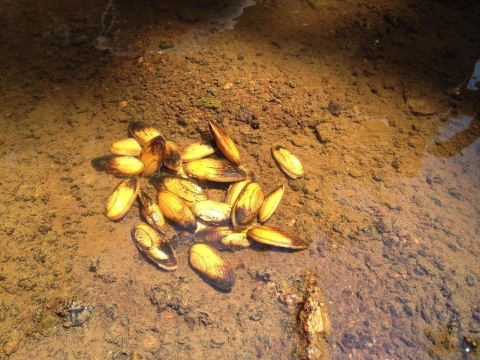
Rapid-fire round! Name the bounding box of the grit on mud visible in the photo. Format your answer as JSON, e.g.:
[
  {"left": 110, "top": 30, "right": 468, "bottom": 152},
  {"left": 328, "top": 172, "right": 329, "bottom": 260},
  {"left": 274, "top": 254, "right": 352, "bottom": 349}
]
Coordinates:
[{"left": 1, "top": 0, "right": 479, "bottom": 359}]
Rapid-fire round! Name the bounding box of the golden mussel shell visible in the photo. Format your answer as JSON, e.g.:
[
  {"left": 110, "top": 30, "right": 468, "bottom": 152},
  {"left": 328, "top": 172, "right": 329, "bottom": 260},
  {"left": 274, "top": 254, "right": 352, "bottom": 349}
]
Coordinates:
[
  {"left": 231, "top": 181, "right": 264, "bottom": 229},
  {"left": 181, "top": 140, "right": 217, "bottom": 162},
  {"left": 106, "top": 176, "right": 140, "bottom": 221},
  {"left": 139, "top": 135, "right": 166, "bottom": 177},
  {"left": 128, "top": 122, "right": 163, "bottom": 147},
  {"left": 184, "top": 158, "right": 246, "bottom": 182},
  {"left": 194, "top": 226, "right": 250, "bottom": 250},
  {"left": 164, "top": 140, "right": 182, "bottom": 171},
  {"left": 247, "top": 225, "right": 308, "bottom": 249},
  {"left": 271, "top": 145, "right": 304, "bottom": 179},
  {"left": 150, "top": 173, "right": 207, "bottom": 204},
  {"left": 189, "top": 243, "right": 235, "bottom": 290},
  {"left": 132, "top": 222, "right": 178, "bottom": 270},
  {"left": 92, "top": 155, "right": 144, "bottom": 176},
  {"left": 208, "top": 120, "right": 241, "bottom": 165},
  {"left": 139, "top": 191, "right": 166, "bottom": 233},
  {"left": 157, "top": 190, "right": 197, "bottom": 232},
  {"left": 224, "top": 169, "right": 255, "bottom": 205},
  {"left": 192, "top": 200, "right": 232, "bottom": 225},
  {"left": 110, "top": 138, "right": 142, "bottom": 157},
  {"left": 258, "top": 184, "right": 285, "bottom": 223}
]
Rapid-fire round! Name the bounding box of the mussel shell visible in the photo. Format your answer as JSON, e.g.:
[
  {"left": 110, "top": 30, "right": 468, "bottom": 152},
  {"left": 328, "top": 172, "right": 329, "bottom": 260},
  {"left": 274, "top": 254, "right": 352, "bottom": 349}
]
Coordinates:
[
  {"left": 184, "top": 158, "right": 246, "bottom": 182},
  {"left": 139, "top": 191, "right": 166, "bottom": 233},
  {"left": 231, "top": 181, "right": 264, "bottom": 229},
  {"left": 181, "top": 140, "right": 217, "bottom": 162},
  {"left": 106, "top": 176, "right": 140, "bottom": 221},
  {"left": 128, "top": 122, "right": 162, "bottom": 147},
  {"left": 247, "top": 225, "right": 308, "bottom": 249},
  {"left": 92, "top": 155, "right": 144, "bottom": 176},
  {"left": 194, "top": 226, "right": 250, "bottom": 250},
  {"left": 192, "top": 200, "right": 232, "bottom": 225},
  {"left": 208, "top": 120, "right": 241, "bottom": 165},
  {"left": 189, "top": 243, "right": 235, "bottom": 290},
  {"left": 139, "top": 135, "right": 166, "bottom": 177},
  {"left": 272, "top": 145, "right": 304, "bottom": 179},
  {"left": 164, "top": 140, "right": 182, "bottom": 171},
  {"left": 225, "top": 169, "right": 255, "bottom": 205},
  {"left": 132, "top": 222, "right": 177, "bottom": 270},
  {"left": 150, "top": 174, "right": 207, "bottom": 204},
  {"left": 110, "top": 138, "right": 142, "bottom": 157},
  {"left": 157, "top": 190, "right": 197, "bottom": 232},
  {"left": 258, "top": 184, "right": 285, "bottom": 223}
]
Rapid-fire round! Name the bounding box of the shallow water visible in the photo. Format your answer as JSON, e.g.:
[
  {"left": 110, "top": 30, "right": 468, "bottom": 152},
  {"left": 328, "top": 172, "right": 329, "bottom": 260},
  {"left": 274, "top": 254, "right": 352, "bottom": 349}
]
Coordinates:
[{"left": 1, "top": 0, "right": 479, "bottom": 359}]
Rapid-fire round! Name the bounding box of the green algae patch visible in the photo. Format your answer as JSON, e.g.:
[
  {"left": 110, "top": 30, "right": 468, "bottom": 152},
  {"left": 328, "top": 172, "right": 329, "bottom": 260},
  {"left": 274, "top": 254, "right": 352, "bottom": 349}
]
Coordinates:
[{"left": 194, "top": 97, "right": 222, "bottom": 109}]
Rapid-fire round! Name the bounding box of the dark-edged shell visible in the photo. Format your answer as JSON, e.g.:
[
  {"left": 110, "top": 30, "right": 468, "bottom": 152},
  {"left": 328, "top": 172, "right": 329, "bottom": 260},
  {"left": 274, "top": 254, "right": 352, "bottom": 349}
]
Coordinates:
[
  {"left": 184, "top": 158, "right": 246, "bottom": 182},
  {"left": 189, "top": 243, "right": 235, "bottom": 290},
  {"left": 132, "top": 222, "right": 177, "bottom": 270},
  {"left": 92, "top": 155, "right": 144, "bottom": 176},
  {"left": 139, "top": 135, "right": 166, "bottom": 177},
  {"left": 106, "top": 176, "right": 140, "bottom": 221},
  {"left": 231, "top": 181, "right": 264, "bottom": 229},
  {"left": 258, "top": 184, "right": 285, "bottom": 223},
  {"left": 208, "top": 120, "right": 241, "bottom": 165},
  {"left": 194, "top": 226, "right": 250, "bottom": 250},
  {"left": 181, "top": 140, "right": 217, "bottom": 162},
  {"left": 272, "top": 145, "right": 304, "bottom": 179},
  {"left": 150, "top": 174, "right": 206, "bottom": 204},
  {"left": 128, "top": 122, "right": 162, "bottom": 146},
  {"left": 225, "top": 169, "right": 255, "bottom": 205},
  {"left": 164, "top": 140, "right": 182, "bottom": 171},
  {"left": 110, "top": 138, "right": 142, "bottom": 156},
  {"left": 157, "top": 190, "right": 197, "bottom": 232},
  {"left": 247, "top": 225, "right": 308, "bottom": 249},
  {"left": 139, "top": 191, "right": 165, "bottom": 233}
]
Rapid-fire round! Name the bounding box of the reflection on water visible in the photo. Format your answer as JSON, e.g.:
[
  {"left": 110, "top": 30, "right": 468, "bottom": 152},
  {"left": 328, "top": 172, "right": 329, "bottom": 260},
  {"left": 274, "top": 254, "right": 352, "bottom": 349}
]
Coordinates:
[{"left": 93, "top": 0, "right": 257, "bottom": 55}]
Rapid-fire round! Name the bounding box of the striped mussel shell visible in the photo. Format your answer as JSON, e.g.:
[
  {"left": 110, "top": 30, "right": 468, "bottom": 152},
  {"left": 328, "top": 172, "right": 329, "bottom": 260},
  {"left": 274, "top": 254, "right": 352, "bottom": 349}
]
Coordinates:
[
  {"left": 138, "top": 191, "right": 166, "bottom": 233},
  {"left": 157, "top": 190, "right": 197, "bottom": 232},
  {"left": 181, "top": 140, "right": 217, "bottom": 162},
  {"left": 189, "top": 243, "right": 235, "bottom": 290},
  {"left": 105, "top": 176, "right": 140, "bottom": 221},
  {"left": 258, "top": 184, "right": 285, "bottom": 223},
  {"left": 110, "top": 138, "right": 142, "bottom": 157},
  {"left": 128, "top": 122, "right": 163, "bottom": 147},
  {"left": 132, "top": 222, "right": 177, "bottom": 270},
  {"left": 231, "top": 181, "right": 264, "bottom": 230},
  {"left": 184, "top": 158, "right": 246, "bottom": 182},
  {"left": 271, "top": 145, "right": 304, "bottom": 179},
  {"left": 150, "top": 173, "right": 207, "bottom": 205},
  {"left": 247, "top": 225, "right": 308, "bottom": 249},
  {"left": 139, "top": 135, "right": 166, "bottom": 177},
  {"left": 92, "top": 155, "right": 144, "bottom": 176},
  {"left": 194, "top": 226, "right": 250, "bottom": 250},
  {"left": 208, "top": 120, "right": 241, "bottom": 165},
  {"left": 192, "top": 200, "right": 232, "bottom": 225}
]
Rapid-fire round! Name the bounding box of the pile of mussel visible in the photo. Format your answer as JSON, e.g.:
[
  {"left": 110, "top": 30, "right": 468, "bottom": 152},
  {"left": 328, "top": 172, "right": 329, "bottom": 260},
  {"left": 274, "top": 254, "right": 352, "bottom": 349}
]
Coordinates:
[{"left": 92, "top": 121, "right": 308, "bottom": 291}]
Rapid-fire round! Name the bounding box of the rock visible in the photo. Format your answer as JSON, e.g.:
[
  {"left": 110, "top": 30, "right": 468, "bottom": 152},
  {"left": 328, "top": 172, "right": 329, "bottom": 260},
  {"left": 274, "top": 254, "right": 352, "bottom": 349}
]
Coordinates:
[{"left": 406, "top": 99, "right": 436, "bottom": 115}]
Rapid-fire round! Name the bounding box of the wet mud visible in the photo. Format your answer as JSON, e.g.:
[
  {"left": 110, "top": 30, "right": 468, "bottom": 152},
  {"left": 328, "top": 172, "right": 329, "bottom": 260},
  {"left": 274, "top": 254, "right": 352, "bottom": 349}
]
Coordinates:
[{"left": 1, "top": 0, "right": 479, "bottom": 359}]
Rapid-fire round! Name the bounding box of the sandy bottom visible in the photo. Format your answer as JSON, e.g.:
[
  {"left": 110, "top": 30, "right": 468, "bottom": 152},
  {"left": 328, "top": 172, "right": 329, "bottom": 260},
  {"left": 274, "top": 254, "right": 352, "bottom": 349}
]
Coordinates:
[{"left": 1, "top": 0, "right": 479, "bottom": 359}]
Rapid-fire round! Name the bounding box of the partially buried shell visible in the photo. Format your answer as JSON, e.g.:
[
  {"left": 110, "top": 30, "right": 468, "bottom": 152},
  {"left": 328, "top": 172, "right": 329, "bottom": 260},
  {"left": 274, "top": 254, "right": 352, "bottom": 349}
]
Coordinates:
[
  {"left": 181, "top": 140, "right": 217, "bottom": 162},
  {"left": 231, "top": 181, "right": 264, "bottom": 229},
  {"left": 189, "top": 243, "right": 235, "bottom": 290},
  {"left": 184, "top": 158, "right": 246, "bottom": 182},
  {"left": 139, "top": 135, "right": 166, "bottom": 177},
  {"left": 192, "top": 200, "right": 232, "bottom": 225},
  {"left": 128, "top": 122, "right": 162, "bottom": 147},
  {"left": 258, "top": 184, "right": 285, "bottom": 223},
  {"left": 110, "top": 138, "right": 142, "bottom": 157},
  {"left": 157, "top": 190, "right": 197, "bottom": 232},
  {"left": 272, "top": 145, "right": 304, "bottom": 179},
  {"left": 150, "top": 174, "right": 207, "bottom": 205},
  {"left": 132, "top": 222, "right": 177, "bottom": 270},
  {"left": 163, "top": 140, "right": 182, "bottom": 171},
  {"left": 92, "top": 155, "right": 144, "bottom": 176},
  {"left": 208, "top": 120, "right": 241, "bottom": 165},
  {"left": 247, "top": 225, "right": 308, "bottom": 249},
  {"left": 139, "top": 191, "right": 166, "bottom": 233},
  {"left": 194, "top": 226, "right": 250, "bottom": 250},
  {"left": 106, "top": 176, "right": 140, "bottom": 221}
]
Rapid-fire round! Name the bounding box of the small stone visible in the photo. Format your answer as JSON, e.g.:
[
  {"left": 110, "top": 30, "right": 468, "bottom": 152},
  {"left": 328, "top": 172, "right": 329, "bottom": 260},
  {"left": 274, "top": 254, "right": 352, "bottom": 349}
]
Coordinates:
[
  {"left": 466, "top": 275, "right": 476, "bottom": 287},
  {"left": 119, "top": 101, "right": 128, "bottom": 108},
  {"left": 158, "top": 40, "right": 174, "bottom": 49},
  {"left": 406, "top": 98, "right": 436, "bottom": 115},
  {"left": 327, "top": 100, "right": 341, "bottom": 116}
]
